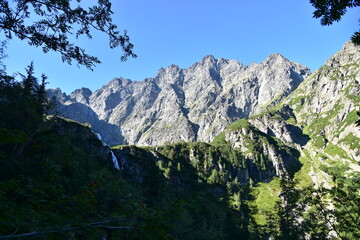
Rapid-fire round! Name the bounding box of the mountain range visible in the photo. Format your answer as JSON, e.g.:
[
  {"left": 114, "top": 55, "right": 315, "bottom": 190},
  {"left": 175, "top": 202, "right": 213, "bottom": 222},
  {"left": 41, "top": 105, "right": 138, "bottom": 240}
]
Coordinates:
[{"left": 48, "top": 52, "right": 311, "bottom": 146}]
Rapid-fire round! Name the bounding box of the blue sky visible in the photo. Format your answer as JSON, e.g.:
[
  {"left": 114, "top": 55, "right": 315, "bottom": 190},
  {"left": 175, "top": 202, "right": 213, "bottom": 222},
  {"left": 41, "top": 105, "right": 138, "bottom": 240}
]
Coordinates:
[{"left": 3, "top": 0, "right": 360, "bottom": 94}]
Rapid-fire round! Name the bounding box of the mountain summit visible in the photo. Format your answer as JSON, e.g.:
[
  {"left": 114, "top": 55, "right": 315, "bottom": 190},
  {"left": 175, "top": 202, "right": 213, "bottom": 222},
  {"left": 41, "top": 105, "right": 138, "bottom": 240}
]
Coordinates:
[{"left": 48, "top": 54, "right": 311, "bottom": 146}]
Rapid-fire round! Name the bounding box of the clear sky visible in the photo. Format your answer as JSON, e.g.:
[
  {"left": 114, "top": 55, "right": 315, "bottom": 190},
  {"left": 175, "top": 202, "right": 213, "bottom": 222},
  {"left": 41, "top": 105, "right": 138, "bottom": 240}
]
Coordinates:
[{"left": 2, "top": 0, "right": 360, "bottom": 94}]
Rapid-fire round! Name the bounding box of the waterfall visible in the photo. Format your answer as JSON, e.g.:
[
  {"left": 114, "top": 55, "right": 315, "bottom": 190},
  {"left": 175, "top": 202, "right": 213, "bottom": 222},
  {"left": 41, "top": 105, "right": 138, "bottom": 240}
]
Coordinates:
[
  {"left": 111, "top": 151, "right": 120, "bottom": 170},
  {"left": 94, "top": 132, "right": 106, "bottom": 146},
  {"left": 92, "top": 130, "right": 120, "bottom": 170},
  {"left": 96, "top": 133, "right": 103, "bottom": 142}
]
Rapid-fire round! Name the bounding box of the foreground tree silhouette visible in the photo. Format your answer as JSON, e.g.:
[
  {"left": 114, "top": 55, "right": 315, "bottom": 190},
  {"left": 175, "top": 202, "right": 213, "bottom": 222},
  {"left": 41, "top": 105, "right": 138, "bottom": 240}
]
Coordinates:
[
  {"left": 0, "top": 0, "right": 136, "bottom": 69},
  {"left": 310, "top": 0, "right": 360, "bottom": 44}
]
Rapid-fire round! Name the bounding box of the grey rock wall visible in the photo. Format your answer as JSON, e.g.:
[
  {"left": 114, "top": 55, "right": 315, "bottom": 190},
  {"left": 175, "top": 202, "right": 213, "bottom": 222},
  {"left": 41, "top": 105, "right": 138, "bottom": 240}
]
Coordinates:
[{"left": 48, "top": 54, "right": 310, "bottom": 146}]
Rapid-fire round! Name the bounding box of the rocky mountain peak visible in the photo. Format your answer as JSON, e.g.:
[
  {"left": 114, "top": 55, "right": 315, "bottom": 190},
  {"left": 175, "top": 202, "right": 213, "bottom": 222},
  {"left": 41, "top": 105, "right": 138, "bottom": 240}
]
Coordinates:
[
  {"left": 188, "top": 55, "right": 219, "bottom": 72},
  {"left": 108, "top": 77, "right": 132, "bottom": 89},
  {"left": 156, "top": 64, "right": 182, "bottom": 86},
  {"left": 262, "top": 53, "right": 301, "bottom": 70},
  {"left": 324, "top": 41, "right": 360, "bottom": 68},
  {"left": 47, "top": 88, "right": 69, "bottom": 104},
  {"left": 201, "top": 54, "right": 216, "bottom": 63},
  {"left": 69, "top": 87, "right": 92, "bottom": 105},
  {"left": 266, "top": 53, "right": 285, "bottom": 61}
]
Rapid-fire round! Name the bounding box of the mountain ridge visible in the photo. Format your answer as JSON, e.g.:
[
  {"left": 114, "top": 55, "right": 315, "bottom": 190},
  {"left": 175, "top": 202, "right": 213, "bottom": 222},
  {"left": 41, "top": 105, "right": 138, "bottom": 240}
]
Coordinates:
[{"left": 48, "top": 53, "right": 311, "bottom": 146}]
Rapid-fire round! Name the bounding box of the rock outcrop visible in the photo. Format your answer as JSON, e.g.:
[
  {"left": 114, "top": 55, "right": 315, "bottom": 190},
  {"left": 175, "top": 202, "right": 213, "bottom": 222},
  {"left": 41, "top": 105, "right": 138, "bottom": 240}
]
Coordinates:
[{"left": 239, "top": 41, "right": 360, "bottom": 187}]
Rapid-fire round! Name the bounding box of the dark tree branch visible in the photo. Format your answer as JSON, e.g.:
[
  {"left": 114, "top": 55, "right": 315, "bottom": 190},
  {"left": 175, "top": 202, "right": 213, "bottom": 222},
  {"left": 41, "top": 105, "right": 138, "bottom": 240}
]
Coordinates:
[
  {"left": 310, "top": 0, "right": 360, "bottom": 45},
  {"left": 0, "top": 0, "right": 137, "bottom": 70}
]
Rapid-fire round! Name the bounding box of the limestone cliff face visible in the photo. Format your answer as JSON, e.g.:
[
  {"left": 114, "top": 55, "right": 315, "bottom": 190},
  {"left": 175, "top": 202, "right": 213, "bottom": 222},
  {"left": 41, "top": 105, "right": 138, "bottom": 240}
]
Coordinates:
[
  {"left": 112, "top": 138, "right": 300, "bottom": 189},
  {"left": 224, "top": 126, "right": 301, "bottom": 179},
  {"left": 49, "top": 54, "right": 310, "bottom": 146},
  {"left": 242, "top": 42, "right": 360, "bottom": 187},
  {"left": 286, "top": 42, "right": 360, "bottom": 159}
]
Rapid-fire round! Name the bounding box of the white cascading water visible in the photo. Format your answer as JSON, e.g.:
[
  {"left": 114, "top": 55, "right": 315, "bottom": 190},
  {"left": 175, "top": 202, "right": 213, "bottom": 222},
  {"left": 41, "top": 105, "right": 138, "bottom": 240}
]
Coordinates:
[
  {"left": 95, "top": 132, "right": 106, "bottom": 146},
  {"left": 94, "top": 131, "right": 120, "bottom": 170},
  {"left": 111, "top": 151, "right": 120, "bottom": 170}
]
